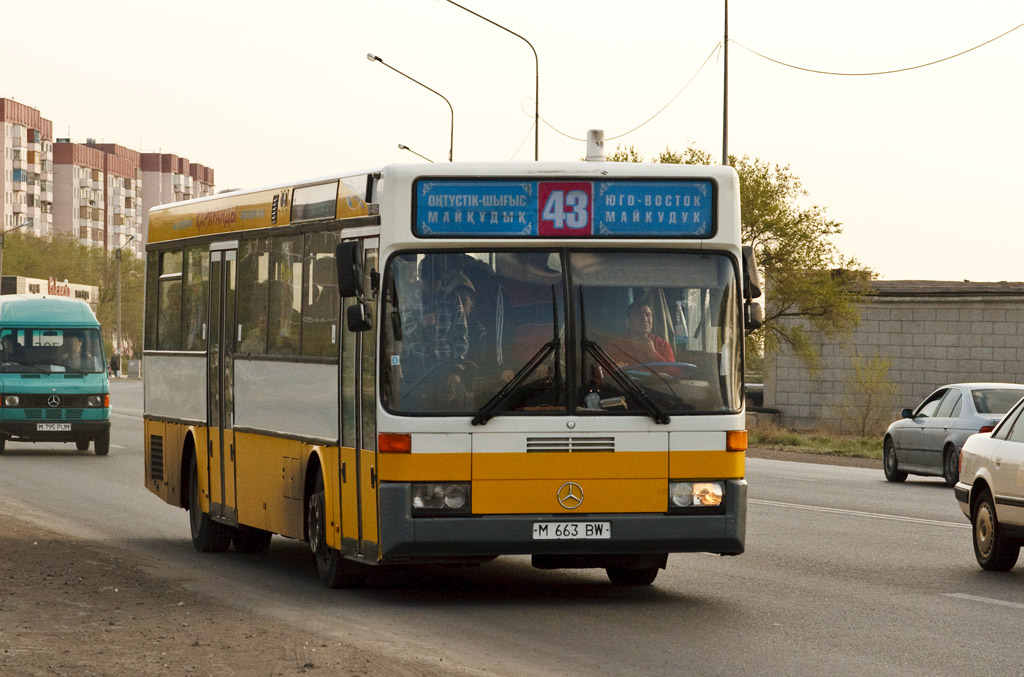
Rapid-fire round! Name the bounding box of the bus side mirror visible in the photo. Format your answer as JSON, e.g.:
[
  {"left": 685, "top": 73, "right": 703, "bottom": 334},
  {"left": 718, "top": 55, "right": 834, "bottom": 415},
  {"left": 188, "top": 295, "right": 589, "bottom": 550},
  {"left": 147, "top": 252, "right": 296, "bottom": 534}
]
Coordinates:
[
  {"left": 745, "top": 301, "right": 763, "bottom": 330},
  {"left": 742, "top": 245, "right": 762, "bottom": 301},
  {"left": 346, "top": 303, "right": 373, "bottom": 333},
  {"left": 336, "top": 241, "right": 363, "bottom": 298}
]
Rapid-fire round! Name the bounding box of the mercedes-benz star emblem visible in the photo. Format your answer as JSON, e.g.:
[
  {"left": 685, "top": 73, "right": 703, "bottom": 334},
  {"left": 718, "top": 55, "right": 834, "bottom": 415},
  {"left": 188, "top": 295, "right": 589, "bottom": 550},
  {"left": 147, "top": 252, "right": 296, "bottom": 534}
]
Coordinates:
[
  {"left": 557, "top": 482, "right": 584, "bottom": 510},
  {"left": 47, "top": 395, "right": 61, "bottom": 408}
]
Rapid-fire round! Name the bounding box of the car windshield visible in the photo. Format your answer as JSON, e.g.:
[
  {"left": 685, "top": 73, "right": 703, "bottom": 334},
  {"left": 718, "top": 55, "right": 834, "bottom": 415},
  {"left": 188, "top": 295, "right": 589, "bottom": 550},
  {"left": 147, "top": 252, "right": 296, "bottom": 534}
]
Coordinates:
[
  {"left": 0, "top": 328, "right": 105, "bottom": 374},
  {"left": 972, "top": 388, "right": 1024, "bottom": 415},
  {"left": 380, "top": 250, "right": 742, "bottom": 418}
]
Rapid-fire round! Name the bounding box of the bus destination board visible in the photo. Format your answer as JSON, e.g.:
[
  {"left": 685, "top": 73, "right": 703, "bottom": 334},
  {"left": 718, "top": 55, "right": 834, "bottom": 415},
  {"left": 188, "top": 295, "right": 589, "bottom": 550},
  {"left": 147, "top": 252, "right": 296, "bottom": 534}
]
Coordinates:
[{"left": 414, "top": 179, "right": 714, "bottom": 238}]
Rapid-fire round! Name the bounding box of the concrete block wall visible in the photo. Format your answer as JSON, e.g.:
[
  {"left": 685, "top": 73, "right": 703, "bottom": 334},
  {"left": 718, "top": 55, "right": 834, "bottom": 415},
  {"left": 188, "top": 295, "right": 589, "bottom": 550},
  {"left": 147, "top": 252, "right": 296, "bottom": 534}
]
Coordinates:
[{"left": 764, "top": 282, "right": 1024, "bottom": 432}]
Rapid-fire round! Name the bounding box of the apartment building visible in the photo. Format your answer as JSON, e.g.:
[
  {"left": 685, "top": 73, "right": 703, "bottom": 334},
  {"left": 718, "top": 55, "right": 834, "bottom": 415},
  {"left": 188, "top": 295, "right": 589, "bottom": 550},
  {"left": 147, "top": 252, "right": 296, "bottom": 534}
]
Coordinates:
[
  {"left": 140, "top": 153, "right": 215, "bottom": 243},
  {"left": 1, "top": 99, "right": 53, "bottom": 237},
  {"left": 53, "top": 141, "right": 107, "bottom": 250},
  {"left": 3, "top": 98, "right": 214, "bottom": 257}
]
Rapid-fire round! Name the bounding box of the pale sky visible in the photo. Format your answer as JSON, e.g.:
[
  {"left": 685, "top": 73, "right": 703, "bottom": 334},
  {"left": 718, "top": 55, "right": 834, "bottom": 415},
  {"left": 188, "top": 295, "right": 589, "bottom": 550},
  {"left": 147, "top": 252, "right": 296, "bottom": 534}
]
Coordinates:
[{"left": 8, "top": 1, "right": 1023, "bottom": 281}]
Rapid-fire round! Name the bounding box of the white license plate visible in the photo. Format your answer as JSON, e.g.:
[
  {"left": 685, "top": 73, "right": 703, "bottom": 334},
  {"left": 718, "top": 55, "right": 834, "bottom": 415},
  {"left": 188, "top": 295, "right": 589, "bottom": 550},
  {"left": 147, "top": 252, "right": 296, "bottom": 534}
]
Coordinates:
[
  {"left": 532, "top": 521, "right": 611, "bottom": 540},
  {"left": 36, "top": 423, "right": 71, "bottom": 432}
]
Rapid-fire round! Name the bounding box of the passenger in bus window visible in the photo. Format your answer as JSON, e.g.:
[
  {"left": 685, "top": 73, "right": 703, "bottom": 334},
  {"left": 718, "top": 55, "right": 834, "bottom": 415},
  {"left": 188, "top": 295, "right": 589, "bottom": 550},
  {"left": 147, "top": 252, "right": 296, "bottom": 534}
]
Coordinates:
[{"left": 1, "top": 334, "right": 21, "bottom": 363}]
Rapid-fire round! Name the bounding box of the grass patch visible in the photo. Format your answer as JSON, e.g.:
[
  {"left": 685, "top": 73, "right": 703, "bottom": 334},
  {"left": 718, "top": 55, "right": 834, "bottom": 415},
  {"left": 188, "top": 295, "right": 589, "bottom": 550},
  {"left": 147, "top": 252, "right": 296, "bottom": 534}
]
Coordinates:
[{"left": 750, "top": 428, "right": 882, "bottom": 459}]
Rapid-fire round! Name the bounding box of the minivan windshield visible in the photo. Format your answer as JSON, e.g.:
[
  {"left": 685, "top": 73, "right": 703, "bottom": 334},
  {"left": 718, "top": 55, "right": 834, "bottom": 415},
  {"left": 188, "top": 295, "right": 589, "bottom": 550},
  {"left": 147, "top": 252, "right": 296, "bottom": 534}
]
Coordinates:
[
  {"left": 0, "top": 328, "right": 105, "bottom": 374},
  {"left": 381, "top": 250, "right": 741, "bottom": 418}
]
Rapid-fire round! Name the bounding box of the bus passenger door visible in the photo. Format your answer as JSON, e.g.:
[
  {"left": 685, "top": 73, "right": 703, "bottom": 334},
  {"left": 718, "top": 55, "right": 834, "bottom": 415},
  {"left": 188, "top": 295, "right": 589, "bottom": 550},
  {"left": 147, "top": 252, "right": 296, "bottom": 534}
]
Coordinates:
[
  {"left": 340, "top": 238, "right": 378, "bottom": 558},
  {"left": 207, "top": 246, "right": 238, "bottom": 526}
]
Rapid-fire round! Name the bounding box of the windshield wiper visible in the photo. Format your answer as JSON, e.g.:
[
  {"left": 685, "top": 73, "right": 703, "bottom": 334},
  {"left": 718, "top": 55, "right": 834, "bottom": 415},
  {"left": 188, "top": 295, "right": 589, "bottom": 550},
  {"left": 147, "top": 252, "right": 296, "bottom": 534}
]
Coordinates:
[
  {"left": 579, "top": 287, "right": 670, "bottom": 425},
  {"left": 472, "top": 285, "right": 561, "bottom": 426}
]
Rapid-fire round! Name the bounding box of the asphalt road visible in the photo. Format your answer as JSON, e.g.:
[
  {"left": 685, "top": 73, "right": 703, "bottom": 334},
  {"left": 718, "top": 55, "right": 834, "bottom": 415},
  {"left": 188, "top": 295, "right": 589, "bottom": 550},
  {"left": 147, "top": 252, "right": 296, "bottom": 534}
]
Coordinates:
[{"left": 1, "top": 380, "right": 1021, "bottom": 676}]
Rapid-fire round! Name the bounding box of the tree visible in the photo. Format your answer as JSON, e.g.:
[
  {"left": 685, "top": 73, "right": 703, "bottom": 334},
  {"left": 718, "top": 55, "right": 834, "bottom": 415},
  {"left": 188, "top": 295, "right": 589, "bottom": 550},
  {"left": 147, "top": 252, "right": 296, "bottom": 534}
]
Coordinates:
[
  {"left": 0, "top": 233, "right": 145, "bottom": 359},
  {"left": 839, "top": 351, "right": 899, "bottom": 437},
  {"left": 610, "top": 145, "right": 872, "bottom": 370}
]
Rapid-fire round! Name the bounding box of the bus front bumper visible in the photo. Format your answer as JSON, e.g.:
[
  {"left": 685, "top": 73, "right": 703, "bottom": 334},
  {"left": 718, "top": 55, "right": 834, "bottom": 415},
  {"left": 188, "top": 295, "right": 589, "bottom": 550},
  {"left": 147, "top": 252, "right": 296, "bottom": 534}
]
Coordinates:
[{"left": 377, "top": 480, "right": 746, "bottom": 562}]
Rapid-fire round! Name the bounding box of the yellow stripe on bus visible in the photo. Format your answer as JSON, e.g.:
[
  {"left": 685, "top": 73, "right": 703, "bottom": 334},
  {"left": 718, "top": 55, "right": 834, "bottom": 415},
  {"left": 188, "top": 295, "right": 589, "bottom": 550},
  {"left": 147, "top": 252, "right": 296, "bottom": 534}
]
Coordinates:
[
  {"left": 669, "top": 450, "right": 745, "bottom": 479},
  {"left": 377, "top": 452, "right": 471, "bottom": 482},
  {"left": 473, "top": 478, "right": 666, "bottom": 514},
  {"left": 473, "top": 451, "right": 667, "bottom": 480}
]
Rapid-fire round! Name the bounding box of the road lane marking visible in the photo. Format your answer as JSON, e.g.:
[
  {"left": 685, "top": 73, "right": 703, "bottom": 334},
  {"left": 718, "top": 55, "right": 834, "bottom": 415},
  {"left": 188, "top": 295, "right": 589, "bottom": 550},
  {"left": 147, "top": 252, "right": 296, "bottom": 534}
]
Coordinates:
[
  {"left": 111, "top": 412, "right": 143, "bottom": 421},
  {"left": 750, "top": 498, "right": 969, "bottom": 529},
  {"left": 944, "top": 593, "right": 1024, "bottom": 610}
]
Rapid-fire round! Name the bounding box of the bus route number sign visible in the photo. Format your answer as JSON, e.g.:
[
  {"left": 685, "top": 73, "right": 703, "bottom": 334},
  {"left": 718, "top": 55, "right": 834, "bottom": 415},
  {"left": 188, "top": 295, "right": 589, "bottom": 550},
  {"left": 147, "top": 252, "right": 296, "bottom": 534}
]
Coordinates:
[{"left": 538, "top": 182, "right": 593, "bottom": 236}]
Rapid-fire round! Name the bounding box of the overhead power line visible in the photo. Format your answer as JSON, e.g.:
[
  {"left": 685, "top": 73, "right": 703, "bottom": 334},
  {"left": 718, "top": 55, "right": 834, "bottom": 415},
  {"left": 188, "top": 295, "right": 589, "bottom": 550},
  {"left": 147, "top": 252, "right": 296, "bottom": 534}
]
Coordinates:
[
  {"left": 542, "top": 42, "right": 723, "bottom": 142},
  {"left": 731, "top": 21, "right": 1024, "bottom": 76}
]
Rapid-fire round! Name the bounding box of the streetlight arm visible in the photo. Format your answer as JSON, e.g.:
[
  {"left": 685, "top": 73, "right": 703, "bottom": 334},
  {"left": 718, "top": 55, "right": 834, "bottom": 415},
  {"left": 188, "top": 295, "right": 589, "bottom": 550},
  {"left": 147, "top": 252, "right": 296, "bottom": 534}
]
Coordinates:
[
  {"left": 369, "top": 54, "right": 454, "bottom": 162},
  {"left": 444, "top": 0, "right": 538, "bottom": 160}
]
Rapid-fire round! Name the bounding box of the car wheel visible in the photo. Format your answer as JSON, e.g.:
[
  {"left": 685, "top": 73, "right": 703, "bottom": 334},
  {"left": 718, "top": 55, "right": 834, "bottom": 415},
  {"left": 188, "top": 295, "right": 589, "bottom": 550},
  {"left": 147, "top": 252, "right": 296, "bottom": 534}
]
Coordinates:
[
  {"left": 883, "top": 438, "right": 907, "bottom": 482},
  {"left": 75, "top": 439, "right": 90, "bottom": 451},
  {"left": 972, "top": 488, "right": 1020, "bottom": 571},
  {"left": 93, "top": 432, "right": 110, "bottom": 456},
  {"left": 308, "top": 469, "right": 365, "bottom": 589},
  {"left": 0, "top": 437, "right": 5, "bottom": 455},
  {"left": 187, "top": 454, "right": 232, "bottom": 553},
  {"left": 942, "top": 445, "right": 959, "bottom": 488}
]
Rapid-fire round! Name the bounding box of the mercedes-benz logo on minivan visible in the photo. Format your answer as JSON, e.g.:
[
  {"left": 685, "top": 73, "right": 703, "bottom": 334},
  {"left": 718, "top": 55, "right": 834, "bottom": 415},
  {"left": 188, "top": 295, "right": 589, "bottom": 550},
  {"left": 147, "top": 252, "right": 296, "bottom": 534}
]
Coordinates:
[
  {"left": 557, "top": 482, "right": 584, "bottom": 510},
  {"left": 47, "top": 395, "right": 61, "bottom": 408}
]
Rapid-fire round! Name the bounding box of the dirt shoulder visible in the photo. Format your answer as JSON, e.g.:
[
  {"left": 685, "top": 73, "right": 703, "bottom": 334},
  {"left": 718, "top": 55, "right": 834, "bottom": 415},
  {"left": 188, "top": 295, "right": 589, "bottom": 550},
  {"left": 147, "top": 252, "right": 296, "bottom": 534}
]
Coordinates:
[
  {"left": 746, "top": 446, "right": 880, "bottom": 469},
  {"left": 0, "top": 450, "right": 869, "bottom": 675},
  {"left": 0, "top": 507, "right": 438, "bottom": 677}
]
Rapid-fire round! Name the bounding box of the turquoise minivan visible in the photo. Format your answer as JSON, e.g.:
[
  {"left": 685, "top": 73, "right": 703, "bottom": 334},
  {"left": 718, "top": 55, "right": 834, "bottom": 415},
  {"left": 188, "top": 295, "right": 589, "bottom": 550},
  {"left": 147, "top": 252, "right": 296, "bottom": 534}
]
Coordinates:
[{"left": 0, "top": 295, "right": 111, "bottom": 455}]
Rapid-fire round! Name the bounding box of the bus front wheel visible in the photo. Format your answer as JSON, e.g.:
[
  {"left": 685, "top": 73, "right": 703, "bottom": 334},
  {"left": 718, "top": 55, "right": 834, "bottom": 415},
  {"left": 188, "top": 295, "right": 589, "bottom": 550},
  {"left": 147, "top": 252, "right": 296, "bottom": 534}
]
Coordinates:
[
  {"left": 188, "top": 454, "right": 232, "bottom": 553},
  {"left": 308, "top": 470, "right": 365, "bottom": 589}
]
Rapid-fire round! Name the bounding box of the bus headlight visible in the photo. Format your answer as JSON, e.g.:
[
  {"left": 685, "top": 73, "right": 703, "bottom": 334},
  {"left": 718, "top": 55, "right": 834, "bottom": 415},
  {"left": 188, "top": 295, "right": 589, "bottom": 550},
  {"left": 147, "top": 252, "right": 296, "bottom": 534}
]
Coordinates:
[
  {"left": 3, "top": 395, "right": 19, "bottom": 407},
  {"left": 411, "top": 483, "right": 471, "bottom": 516},
  {"left": 669, "top": 481, "right": 725, "bottom": 509}
]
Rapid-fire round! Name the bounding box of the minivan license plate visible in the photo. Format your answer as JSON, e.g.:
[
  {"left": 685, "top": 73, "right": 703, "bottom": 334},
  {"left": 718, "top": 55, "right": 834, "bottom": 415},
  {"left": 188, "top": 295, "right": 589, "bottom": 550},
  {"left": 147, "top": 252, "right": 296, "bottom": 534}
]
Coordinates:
[
  {"left": 532, "top": 521, "right": 611, "bottom": 540},
  {"left": 37, "top": 423, "right": 71, "bottom": 432}
]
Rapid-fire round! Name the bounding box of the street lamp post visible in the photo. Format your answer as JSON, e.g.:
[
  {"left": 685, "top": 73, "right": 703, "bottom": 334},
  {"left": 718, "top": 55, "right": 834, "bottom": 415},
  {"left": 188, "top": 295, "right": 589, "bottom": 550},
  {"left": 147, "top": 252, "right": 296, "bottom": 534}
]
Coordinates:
[
  {"left": 367, "top": 53, "right": 454, "bottom": 162},
  {"left": 115, "top": 235, "right": 134, "bottom": 377},
  {"left": 443, "top": 0, "right": 539, "bottom": 161},
  {"left": 397, "top": 143, "right": 434, "bottom": 163},
  {"left": 0, "top": 220, "right": 31, "bottom": 294}
]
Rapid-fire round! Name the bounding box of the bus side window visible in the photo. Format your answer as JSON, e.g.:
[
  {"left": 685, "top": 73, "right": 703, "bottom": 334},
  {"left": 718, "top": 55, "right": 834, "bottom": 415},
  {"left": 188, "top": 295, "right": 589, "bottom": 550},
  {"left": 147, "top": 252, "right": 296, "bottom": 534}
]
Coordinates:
[
  {"left": 268, "top": 236, "right": 302, "bottom": 356},
  {"left": 237, "top": 238, "right": 269, "bottom": 355},
  {"left": 301, "top": 230, "right": 341, "bottom": 358},
  {"left": 156, "top": 250, "right": 183, "bottom": 351},
  {"left": 182, "top": 245, "right": 209, "bottom": 351}
]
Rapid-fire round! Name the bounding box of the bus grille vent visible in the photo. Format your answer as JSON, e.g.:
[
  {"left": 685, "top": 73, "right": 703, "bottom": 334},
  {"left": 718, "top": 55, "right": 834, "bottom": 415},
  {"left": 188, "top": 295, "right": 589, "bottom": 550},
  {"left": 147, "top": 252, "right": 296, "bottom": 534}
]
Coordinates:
[
  {"left": 526, "top": 436, "right": 615, "bottom": 453},
  {"left": 149, "top": 436, "right": 164, "bottom": 483}
]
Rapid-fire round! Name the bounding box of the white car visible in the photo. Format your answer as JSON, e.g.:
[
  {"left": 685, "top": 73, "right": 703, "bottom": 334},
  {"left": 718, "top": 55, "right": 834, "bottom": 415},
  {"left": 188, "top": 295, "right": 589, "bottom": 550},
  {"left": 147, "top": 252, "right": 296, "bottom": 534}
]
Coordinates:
[{"left": 955, "top": 394, "right": 1024, "bottom": 571}]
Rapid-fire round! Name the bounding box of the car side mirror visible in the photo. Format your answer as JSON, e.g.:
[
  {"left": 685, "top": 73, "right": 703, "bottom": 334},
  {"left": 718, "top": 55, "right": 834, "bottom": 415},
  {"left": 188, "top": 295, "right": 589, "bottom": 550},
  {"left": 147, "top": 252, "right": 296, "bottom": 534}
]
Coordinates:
[{"left": 901, "top": 408, "right": 914, "bottom": 418}]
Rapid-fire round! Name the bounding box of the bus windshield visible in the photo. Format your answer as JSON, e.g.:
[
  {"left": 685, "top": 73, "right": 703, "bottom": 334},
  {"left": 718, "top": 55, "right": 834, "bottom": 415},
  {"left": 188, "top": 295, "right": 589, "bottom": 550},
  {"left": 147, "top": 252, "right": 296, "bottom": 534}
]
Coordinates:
[
  {"left": 382, "top": 250, "right": 741, "bottom": 417},
  {"left": 0, "top": 327, "right": 105, "bottom": 374}
]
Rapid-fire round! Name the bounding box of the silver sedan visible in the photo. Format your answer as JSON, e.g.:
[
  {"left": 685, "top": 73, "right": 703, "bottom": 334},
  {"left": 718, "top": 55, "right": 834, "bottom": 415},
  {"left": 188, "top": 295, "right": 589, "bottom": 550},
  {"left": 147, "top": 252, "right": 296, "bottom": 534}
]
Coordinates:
[{"left": 883, "top": 383, "right": 1024, "bottom": 487}]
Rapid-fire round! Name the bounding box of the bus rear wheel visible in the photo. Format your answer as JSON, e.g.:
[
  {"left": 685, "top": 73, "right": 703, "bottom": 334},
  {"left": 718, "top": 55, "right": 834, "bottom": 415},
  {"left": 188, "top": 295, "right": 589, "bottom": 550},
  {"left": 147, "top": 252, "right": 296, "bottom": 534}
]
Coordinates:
[
  {"left": 188, "top": 454, "right": 232, "bottom": 553},
  {"left": 308, "top": 470, "right": 365, "bottom": 589},
  {"left": 606, "top": 565, "right": 660, "bottom": 586}
]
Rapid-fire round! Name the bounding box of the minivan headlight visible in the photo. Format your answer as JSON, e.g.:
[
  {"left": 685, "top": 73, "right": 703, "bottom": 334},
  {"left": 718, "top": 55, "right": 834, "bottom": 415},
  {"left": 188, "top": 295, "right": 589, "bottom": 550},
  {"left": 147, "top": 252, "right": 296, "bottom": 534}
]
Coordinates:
[
  {"left": 85, "top": 395, "right": 103, "bottom": 407},
  {"left": 3, "top": 395, "right": 19, "bottom": 407},
  {"left": 411, "top": 483, "right": 471, "bottom": 516}
]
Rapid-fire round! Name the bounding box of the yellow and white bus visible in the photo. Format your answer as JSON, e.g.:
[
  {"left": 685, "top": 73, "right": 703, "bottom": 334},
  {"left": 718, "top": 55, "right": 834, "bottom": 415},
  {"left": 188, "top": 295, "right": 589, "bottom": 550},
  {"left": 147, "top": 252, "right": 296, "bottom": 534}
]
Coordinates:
[{"left": 143, "top": 161, "right": 762, "bottom": 587}]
